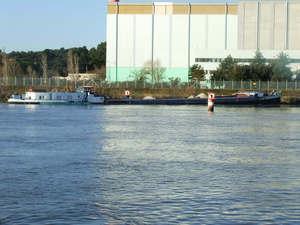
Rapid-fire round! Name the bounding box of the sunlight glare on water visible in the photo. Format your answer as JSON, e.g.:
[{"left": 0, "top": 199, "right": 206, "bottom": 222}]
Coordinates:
[{"left": 0, "top": 104, "right": 299, "bottom": 224}]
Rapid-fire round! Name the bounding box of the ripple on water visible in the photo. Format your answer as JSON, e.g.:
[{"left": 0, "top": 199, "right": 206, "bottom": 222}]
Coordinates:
[{"left": 0, "top": 105, "right": 300, "bottom": 224}]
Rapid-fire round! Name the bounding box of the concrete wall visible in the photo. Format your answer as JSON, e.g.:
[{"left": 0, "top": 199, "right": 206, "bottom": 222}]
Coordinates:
[
  {"left": 106, "top": 3, "right": 238, "bottom": 82},
  {"left": 259, "top": 2, "right": 274, "bottom": 50},
  {"left": 238, "top": 1, "right": 258, "bottom": 50},
  {"left": 274, "top": 2, "right": 286, "bottom": 50},
  {"left": 288, "top": 2, "right": 300, "bottom": 50},
  {"left": 106, "top": 1, "right": 300, "bottom": 82},
  {"left": 239, "top": 0, "right": 300, "bottom": 51},
  {"left": 106, "top": 14, "right": 117, "bottom": 81}
]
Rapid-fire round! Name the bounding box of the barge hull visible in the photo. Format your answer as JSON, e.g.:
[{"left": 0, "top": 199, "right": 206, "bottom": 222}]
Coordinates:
[{"left": 105, "top": 96, "right": 281, "bottom": 105}]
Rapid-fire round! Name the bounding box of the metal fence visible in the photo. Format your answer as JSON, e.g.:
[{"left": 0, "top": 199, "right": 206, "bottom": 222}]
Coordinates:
[{"left": 0, "top": 76, "right": 299, "bottom": 91}]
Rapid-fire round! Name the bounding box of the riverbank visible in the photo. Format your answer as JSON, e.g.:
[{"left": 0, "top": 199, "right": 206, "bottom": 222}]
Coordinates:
[{"left": 1, "top": 86, "right": 300, "bottom": 105}]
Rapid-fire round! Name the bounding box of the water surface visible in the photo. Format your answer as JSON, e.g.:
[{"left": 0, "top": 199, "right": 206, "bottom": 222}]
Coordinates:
[{"left": 0, "top": 104, "right": 300, "bottom": 224}]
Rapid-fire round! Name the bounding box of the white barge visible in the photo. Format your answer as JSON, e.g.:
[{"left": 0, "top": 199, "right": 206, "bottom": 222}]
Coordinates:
[{"left": 8, "top": 87, "right": 105, "bottom": 104}]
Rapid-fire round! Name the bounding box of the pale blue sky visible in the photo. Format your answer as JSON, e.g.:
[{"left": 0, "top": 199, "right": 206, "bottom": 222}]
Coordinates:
[{"left": 1, "top": 0, "right": 233, "bottom": 52}]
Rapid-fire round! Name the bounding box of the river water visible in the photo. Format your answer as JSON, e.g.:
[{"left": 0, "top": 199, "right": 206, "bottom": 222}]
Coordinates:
[{"left": 0, "top": 104, "right": 299, "bottom": 225}]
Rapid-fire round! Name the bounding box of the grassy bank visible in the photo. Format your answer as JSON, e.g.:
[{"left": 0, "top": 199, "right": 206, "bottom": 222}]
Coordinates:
[{"left": 1, "top": 86, "right": 300, "bottom": 104}]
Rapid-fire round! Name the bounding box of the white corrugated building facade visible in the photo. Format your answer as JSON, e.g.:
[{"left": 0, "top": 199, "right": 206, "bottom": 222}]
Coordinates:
[{"left": 106, "top": 0, "right": 300, "bottom": 82}]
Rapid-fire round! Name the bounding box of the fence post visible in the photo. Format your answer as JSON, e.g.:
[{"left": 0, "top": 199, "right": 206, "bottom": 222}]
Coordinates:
[
  {"left": 277, "top": 80, "right": 279, "bottom": 90},
  {"left": 250, "top": 80, "right": 252, "bottom": 90},
  {"left": 231, "top": 80, "right": 234, "bottom": 90},
  {"left": 258, "top": 80, "right": 261, "bottom": 91},
  {"left": 241, "top": 80, "right": 243, "bottom": 89},
  {"left": 286, "top": 80, "right": 288, "bottom": 91},
  {"left": 23, "top": 77, "right": 26, "bottom": 87},
  {"left": 295, "top": 80, "right": 297, "bottom": 90},
  {"left": 267, "top": 80, "right": 270, "bottom": 92},
  {"left": 14, "top": 76, "right": 17, "bottom": 87}
]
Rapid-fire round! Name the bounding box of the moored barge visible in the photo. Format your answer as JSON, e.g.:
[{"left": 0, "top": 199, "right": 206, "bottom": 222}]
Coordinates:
[{"left": 105, "top": 92, "right": 281, "bottom": 105}]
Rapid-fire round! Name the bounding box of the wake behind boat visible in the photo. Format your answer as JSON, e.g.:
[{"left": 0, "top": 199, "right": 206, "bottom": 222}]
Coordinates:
[{"left": 8, "top": 86, "right": 105, "bottom": 104}]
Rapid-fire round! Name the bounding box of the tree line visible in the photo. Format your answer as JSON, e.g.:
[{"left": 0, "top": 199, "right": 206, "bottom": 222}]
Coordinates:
[
  {"left": 1, "top": 46, "right": 300, "bottom": 82},
  {"left": 190, "top": 51, "right": 300, "bottom": 82},
  {"left": 0, "top": 42, "right": 106, "bottom": 79},
  {"left": 131, "top": 51, "right": 300, "bottom": 83}
]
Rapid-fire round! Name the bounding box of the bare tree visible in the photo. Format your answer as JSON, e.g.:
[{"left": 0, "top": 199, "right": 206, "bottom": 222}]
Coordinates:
[
  {"left": 143, "top": 60, "right": 166, "bottom": 83},
  {"left": 67, "top": 49, "right": 75, "bottom": 75},
  {"left": 8, "top": 58, "right": 22, "bottom": 77},
  {"left": 74, "top": 53, "right": 79, "bottom": 75},
  {"left": 0, "top": 54, "right": 2, "bottom": 77},
  {"left": 67, "top": 49, "right": 80, "bottom": 77},
  {"left": 26, "top": 65, "right": 34, "bottom": 77},
  {"left": 94, "top": 66, "right": 106, "bottom": 81},
  {"left": 152, "top": 60, "right": 166, "bottom": 83},
  {"left": 130, "top": 60, "right": 166, "bottom": 83},
  {"left": 1, "top": 52, "right": 9, "bottom": 78},
  {"left": 41, "top": 53, "right": 48, "bottom": 81}
]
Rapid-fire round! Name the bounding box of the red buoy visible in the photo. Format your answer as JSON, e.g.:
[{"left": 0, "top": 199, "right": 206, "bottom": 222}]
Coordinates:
[
  {"left": 125, "top": 90, "right": 131, "bottom": 99},
  {"left": 208, "top": 93, "right": 215, "bottom": 112}
]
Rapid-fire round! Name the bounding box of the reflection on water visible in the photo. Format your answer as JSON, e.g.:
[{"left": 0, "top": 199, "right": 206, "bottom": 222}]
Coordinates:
[
  {"left": 25, "top": 104, "right": 38, "bottom": 111},
  {"left": 0, "top": 104, "right": 300, "bottom": 224}
]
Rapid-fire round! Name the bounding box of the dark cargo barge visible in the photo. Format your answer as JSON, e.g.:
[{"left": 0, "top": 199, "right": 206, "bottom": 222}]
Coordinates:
[{"left": 105, "top": 92, "right": 281, "bottom": 106}]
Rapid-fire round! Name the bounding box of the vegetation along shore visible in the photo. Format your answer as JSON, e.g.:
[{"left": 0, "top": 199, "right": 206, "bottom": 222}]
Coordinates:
[{"left": 1, "top": 43, "right": 300, "bottom": 105}]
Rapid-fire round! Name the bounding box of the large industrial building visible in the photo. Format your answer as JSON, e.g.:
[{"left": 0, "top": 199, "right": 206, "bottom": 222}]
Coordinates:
[{"left": 106, "top": 0, "right": 300, "bottom": 82}]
